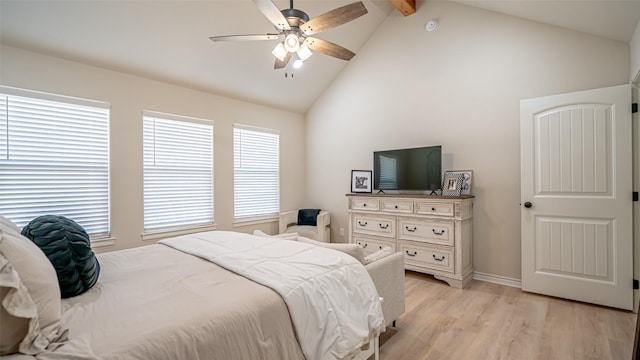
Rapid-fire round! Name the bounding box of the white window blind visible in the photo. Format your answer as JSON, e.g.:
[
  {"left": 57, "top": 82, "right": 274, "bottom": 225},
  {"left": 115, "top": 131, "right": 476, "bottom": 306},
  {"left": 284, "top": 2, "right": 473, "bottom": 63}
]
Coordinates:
[
  {"left": 0, "top": 87, "right": 110, "bottom": 239},
  {"left": 143, "top": 111, "right": 214, "bottom": 232},
  {"left": 233, "top": 125, "right": 279, "bottom": 222}
]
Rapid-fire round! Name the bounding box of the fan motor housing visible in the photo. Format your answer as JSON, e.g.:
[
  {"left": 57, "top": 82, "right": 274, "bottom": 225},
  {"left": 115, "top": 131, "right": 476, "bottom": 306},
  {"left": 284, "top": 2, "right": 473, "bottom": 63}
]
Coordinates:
[{"left": 281, "top": 8, "right": 309, "bottom": 27}]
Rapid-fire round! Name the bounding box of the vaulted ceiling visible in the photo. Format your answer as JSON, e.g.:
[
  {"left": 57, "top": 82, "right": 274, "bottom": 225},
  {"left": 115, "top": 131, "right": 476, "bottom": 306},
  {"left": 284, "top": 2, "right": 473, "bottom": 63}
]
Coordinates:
[{"left": 1, "top": 1, "right": 638, "bottom": 113}]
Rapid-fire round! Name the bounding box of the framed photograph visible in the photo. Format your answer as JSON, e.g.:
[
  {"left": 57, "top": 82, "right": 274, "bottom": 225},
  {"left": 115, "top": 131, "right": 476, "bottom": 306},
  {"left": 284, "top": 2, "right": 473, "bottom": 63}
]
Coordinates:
[
  {"left": 445, "top": 170, "right": 473, "bottom": 195},
  {"left": 442, "top": 172, "right": 464, "bottom": 197},
  {"left": 351, "top": 170, "right": 372, "bottom": 193}
]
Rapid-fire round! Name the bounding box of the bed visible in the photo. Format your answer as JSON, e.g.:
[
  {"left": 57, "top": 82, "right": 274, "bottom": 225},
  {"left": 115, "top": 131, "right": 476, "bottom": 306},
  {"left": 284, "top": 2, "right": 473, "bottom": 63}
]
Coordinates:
[{"left": 1, "top": 220, "right": 388, "bottom": 360}]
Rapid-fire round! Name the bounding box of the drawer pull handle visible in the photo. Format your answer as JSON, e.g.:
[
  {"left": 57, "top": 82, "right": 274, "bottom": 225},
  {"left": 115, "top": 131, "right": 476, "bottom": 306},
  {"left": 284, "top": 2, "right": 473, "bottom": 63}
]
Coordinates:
[
  {"left": 405, "top": 250, "right": 417, "bottom": 257},
  {"left": 379, "top": 223, "right": 389, "bottom": 229},
  {"left": 432, "top": 229, "right": 445, "bottom": 235},
  {"left": 405, "top": 226, "right": 417, "bottom": 232},
  {"left": 431, "top": 207, "right": 436, "bottom": 211},
  {"left": 432, "top": 254, "right": 445, "bottom": 262},
  {"left": 394, "top": 205, "right": 398, "bottom": 209},
  {"left": 379, "top": 246, "right": 383, "bottom": 250},
  {"left": 358, "top": 221, "right": 368, "bottom": 227},
  {"left": 363, "top": 204, "right": 367, "bottom": 207},
  {"left": 357, "top": 242, "right": 368, "bottom": 248}
]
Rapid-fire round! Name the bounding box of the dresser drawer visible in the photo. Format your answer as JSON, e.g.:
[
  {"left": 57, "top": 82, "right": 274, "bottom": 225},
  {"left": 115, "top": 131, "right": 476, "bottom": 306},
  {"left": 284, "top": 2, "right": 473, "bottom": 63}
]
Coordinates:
[
  {"left": 400, "top": 242, "right": 454, "bottom": 273},
  {"left": 350, "top": 198, "right": 379, "bottom": 211},
  {"left": 352, "top": 235, "right": 395, "bottom": 256},
  {"left": 415, "top": 201, "right": 454, "bottom": 217},
  {"left": 380, "top": 199, "right": 414, "bottom": 214},
  {"left": 398, "top": 218, "right": 454, "bottom": 246},
  {"left": 352, "top": 214, "right": 395, "bottom": 238}
]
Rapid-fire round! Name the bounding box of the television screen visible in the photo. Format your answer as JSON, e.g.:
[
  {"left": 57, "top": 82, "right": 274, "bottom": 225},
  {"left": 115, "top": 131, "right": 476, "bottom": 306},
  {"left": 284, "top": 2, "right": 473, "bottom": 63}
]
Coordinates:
[{"left": 373, "top": 146, "right": 442, "bottom": 192}]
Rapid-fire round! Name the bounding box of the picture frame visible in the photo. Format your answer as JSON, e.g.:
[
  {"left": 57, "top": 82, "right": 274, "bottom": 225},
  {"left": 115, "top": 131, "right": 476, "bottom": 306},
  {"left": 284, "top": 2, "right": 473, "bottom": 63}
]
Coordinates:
[
  {"left": 442, "top": 171, "right": 464, "bottom": 197},
  {"left": 444, "top": 170, "right": 473, "bottom": 195},
  {"left": 351, "top": 170, "right": 372, "bottom": 193}
]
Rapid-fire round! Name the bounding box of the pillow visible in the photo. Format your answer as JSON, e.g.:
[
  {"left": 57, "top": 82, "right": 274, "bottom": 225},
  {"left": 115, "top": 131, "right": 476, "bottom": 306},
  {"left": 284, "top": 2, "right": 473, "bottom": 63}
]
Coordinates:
[
  {"left": 0, "top": 255, "right": 31, "bottom": 355},
  {"left": 297, "top": 209, "right": 321, "bottom": 226},
  {"left": 297, "top": 236, "right": 366, "bottom": 265},
  {"left": 253, "top": 229, "right": 299, "bottom": 240},
  {"left": 0, "top": 215, "right": 21, "bottom": 234},
  {"left": 0, "top": 227, "right": 66, "bottom": 355},
  {"left": 21, "top": 215, "right": 100, "bottom": 298},
  {"left": 364, "top": 246, "right": 395, "bottom": 265}
]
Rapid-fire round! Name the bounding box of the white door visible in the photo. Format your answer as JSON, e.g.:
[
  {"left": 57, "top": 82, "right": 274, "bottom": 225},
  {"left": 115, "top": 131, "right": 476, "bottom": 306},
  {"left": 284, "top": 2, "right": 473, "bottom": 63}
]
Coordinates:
[{"left": 521, "top": 84, "right": 633, "bottom": 310}]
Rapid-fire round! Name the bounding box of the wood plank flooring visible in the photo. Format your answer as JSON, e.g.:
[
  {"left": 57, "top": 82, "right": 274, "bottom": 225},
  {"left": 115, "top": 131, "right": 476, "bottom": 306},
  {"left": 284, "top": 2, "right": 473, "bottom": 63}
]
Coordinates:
[{"left": 377, "top": 271, "right": 636, "bottom": 360}]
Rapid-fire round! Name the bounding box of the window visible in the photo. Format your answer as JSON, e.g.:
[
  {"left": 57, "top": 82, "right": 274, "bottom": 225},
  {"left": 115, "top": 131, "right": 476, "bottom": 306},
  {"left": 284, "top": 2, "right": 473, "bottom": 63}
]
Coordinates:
[
  {"left": 0, "top": 87, "right": 110, "bottom": 239},
  {"left": 233, "top": 125, "right": 279, "bottom": 222},
  {"left": 143, "top": 111, "right": 214, "bottom": 232}
]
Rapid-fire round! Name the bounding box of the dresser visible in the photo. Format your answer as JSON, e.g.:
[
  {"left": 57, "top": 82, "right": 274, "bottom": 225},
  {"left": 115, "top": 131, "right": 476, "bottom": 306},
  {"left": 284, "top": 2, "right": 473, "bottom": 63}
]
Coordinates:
[{"left": 346, "top": 194, "right": 474, "bottom": 288}]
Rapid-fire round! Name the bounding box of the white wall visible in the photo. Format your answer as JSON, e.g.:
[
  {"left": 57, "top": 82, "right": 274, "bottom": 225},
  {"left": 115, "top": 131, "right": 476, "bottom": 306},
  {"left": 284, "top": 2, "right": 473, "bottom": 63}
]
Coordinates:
[
  {"left": 632, "top": 19, "right": 640, "bottom": 83},
  {"left": 306, "top": 1, "right": 630, "bottom": 281},
  {"left": 0, "top": 45, "right": 307, "bottom": 252}
]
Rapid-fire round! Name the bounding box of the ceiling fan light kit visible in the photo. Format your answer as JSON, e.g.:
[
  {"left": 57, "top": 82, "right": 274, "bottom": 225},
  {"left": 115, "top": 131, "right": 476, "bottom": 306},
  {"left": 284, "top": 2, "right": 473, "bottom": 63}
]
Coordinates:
[
  {"left": 284, "top": 33, "right": 300, "bottom": 52},
  {"left": 297, "top": 44, "right": 312, "bottom": 61},
  {"left": 209, "top": 0, "right": 368, "bottom": 70},
  {"left": 272, "top": 43, "right": 288, "bottom": 61}
]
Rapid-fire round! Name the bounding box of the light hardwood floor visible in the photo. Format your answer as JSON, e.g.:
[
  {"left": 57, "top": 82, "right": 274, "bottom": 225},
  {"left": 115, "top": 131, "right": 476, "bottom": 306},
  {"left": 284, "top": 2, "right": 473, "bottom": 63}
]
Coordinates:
[{"left": 377, "top": 271, "right": 637, "bottom": 360}]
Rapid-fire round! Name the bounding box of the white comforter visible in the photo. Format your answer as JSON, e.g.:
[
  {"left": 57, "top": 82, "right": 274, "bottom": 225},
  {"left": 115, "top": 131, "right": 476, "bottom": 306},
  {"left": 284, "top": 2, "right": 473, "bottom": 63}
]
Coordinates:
[{"left": 159, "top": 231, "right": 385, "bottom": 360}]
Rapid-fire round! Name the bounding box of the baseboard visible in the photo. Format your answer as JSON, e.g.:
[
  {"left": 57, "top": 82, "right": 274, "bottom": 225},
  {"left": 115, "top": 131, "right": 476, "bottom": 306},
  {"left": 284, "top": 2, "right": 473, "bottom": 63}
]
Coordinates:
[{"left": 472, "top": 271, "right": 521, "bottom": 288}]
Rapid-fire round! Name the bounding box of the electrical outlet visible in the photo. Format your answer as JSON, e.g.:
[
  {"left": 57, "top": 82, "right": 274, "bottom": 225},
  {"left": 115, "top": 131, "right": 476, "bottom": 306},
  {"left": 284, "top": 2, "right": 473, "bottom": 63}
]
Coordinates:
[{"left": 339, "top": 228, "right": 345, "bottom": 236}]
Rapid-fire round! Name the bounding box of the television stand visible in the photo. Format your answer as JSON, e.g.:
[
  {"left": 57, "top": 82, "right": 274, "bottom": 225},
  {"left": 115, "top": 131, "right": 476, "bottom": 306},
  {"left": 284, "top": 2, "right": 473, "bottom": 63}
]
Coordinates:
[
  {"left": 346, "top": 193, "right": 474, "bottom": 288},
  {"left": 429, "top": 189, "right": 439, "bottom": 196}
]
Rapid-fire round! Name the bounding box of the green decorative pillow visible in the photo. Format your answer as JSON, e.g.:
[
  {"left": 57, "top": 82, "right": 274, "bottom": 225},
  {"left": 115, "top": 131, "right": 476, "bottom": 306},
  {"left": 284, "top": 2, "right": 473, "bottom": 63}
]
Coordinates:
[
  {"left": 297, "top": 209, "right": 321, "bottom": 226},
  {"left": 21, "top": 215, "right": 100, "bottom": 298},
  {"left": 297, "top": 209, "right": 320, "bottom": 226}
]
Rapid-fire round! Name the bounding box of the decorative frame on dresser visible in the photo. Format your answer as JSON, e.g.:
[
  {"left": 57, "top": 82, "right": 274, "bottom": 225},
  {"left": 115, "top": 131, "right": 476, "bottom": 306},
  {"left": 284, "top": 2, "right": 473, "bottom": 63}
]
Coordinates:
[{"left": 346, "top": 193, "right": 474, "bottom": 288}]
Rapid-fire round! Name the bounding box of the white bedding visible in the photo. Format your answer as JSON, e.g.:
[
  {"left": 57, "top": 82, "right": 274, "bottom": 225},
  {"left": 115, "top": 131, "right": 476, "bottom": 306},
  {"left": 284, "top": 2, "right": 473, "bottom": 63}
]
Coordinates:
[
  {"left": 159, "top": 230, "right": 385, "bottom": 360},
  {"left": 7, "top": 243, "right": 306, "bottom": 360}
]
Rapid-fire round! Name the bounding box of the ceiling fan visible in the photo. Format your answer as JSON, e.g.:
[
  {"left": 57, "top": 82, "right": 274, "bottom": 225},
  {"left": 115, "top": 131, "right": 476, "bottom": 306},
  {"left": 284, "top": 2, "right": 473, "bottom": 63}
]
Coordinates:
[{"left": 209, "top": 0, "right": 368, "bottom": 70}]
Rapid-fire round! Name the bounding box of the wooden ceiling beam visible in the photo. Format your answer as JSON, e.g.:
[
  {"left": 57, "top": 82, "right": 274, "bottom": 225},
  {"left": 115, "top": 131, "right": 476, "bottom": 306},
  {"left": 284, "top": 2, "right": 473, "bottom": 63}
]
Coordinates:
[{"left": 388, "top": 0, "right": 416, "bottom": 16}]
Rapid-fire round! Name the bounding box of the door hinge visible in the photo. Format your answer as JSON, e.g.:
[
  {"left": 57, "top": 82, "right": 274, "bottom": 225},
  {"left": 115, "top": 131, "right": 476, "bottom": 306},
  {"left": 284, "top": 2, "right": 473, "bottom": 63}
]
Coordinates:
[
  {"left": 633, "top": 103, "right": 638, "bottom": 114},
  {"left": 634, "top": 191, "right": 639, "bottom": 202},
  {"left": 634, "top": 279, "right": 639, "bottom": 290}
]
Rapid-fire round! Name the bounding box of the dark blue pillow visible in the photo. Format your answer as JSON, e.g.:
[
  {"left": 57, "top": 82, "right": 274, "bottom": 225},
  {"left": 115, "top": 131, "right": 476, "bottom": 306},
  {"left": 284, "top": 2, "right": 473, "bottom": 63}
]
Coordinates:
[
  {"left": 297, "top": 209, "right": 321, "bottom": 226},
  {"left": 21, "top": 215, "right": 100, "bottom": 298}
]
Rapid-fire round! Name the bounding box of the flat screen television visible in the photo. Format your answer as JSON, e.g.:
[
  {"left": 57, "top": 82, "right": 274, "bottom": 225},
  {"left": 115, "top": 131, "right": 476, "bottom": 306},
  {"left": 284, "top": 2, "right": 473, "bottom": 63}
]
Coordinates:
[{"left": 373, "top": 145, "right": 442, "bottom": 192}]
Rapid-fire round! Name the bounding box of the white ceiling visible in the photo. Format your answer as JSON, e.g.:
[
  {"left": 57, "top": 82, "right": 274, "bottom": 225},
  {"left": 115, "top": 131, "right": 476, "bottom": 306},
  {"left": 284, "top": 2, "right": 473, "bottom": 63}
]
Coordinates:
[
  {"left": 1, "top": 0, "right": 639, "bottom": 113},
  {"left": 452, "top": 0, "right": 640, "bottom": 44}
]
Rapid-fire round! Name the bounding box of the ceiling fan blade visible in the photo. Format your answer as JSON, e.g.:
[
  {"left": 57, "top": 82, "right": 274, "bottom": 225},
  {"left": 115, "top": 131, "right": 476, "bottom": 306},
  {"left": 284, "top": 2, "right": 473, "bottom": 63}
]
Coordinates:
[
  {"left": 274, "top": 52, "right": 293, "bottom": 69},
  {"left": 209, "top": 34, "right": 281, "bottom": 42},
  {"left": 300, "top": 2, "right": 368, "bottom": 36},
  {"left": 304, "top": 37, "right": 355, "bottom": 61},
  {"left": 253, "top": 0, "right": 291, "bottom": 31}
]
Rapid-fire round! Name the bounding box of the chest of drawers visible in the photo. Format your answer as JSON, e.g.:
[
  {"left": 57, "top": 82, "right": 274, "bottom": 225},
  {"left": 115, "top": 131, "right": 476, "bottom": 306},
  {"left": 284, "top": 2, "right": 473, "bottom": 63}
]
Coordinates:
[{"left": 347, "top": 194, "right": 474, "bottom": 288}]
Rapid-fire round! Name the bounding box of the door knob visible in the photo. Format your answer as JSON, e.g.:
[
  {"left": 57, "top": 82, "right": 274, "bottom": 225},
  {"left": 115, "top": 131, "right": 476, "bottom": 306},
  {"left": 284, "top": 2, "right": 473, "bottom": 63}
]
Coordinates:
[{"left": 523, "top": 201, "right": 532, "bottom": 208}]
